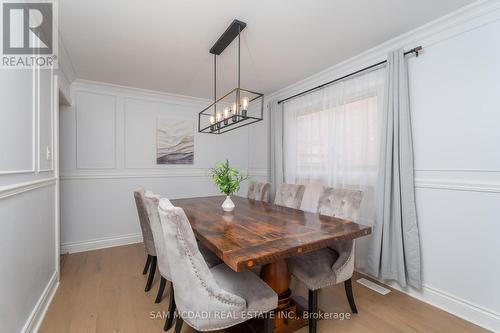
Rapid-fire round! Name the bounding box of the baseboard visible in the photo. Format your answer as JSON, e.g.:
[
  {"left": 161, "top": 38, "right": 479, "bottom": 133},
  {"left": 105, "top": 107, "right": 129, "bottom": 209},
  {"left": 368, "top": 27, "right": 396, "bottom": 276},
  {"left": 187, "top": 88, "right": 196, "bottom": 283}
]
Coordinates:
[
  {"left": 21, "top": 271, "right": 59, "bottom": 333},
  {"left": 61, "top": 233, "right": 143, "bottom": 254},
  {"left": 355, "top": 270, "right": 500, "bottom": 332}
]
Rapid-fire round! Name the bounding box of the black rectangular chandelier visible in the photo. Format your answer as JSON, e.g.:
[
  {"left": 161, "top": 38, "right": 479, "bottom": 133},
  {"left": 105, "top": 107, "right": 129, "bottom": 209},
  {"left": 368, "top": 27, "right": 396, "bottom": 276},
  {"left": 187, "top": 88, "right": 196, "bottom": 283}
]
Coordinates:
[{"left": 198, "top": 20, "right": 264, "bottom": 134}]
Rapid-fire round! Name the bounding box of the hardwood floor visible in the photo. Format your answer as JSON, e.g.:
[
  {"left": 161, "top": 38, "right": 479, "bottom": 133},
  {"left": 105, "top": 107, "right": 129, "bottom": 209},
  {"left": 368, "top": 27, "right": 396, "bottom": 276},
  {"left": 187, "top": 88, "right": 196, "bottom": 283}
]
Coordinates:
[{"left": 40, "top": 243, "right": 488, "bottom": 333}]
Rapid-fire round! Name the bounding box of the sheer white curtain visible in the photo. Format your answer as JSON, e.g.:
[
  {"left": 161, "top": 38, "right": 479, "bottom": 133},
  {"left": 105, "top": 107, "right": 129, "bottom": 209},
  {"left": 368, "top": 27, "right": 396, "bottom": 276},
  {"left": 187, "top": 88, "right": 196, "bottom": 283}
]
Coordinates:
[{"left": 283, "top": 68, "right": 385, "bottom": 268}]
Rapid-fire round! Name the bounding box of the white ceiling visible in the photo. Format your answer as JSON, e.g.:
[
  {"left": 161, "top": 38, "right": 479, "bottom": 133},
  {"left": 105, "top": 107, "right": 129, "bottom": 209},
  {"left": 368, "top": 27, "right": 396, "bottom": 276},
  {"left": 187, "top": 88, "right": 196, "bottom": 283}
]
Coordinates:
[{"left": 60, "top": 0, "right": 475, "bottom": 99}]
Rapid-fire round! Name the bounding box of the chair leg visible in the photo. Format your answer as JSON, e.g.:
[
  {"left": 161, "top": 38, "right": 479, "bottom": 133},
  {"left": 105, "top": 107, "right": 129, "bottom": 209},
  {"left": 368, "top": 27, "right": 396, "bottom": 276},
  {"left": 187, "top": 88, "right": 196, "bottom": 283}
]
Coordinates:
[
  {"left": 142, "top": 254, "right": 152, "bottom": 275},
  {"left": 155, "top": 277, "right": 167, "bottom": 303},
  {"left": 308, "top": 289, "right": 318, "bottom": 333},
  {"left": 344, "top": 278, "right": 358, "bottom": 314},
  {"left": 174, "top": 316, "right": 183, "bottom": 333},
  {"left": 164, "top": 283, "right": 176, "bottom": 331},
  {"left": 145, "top": 256, "right": 157, "bottom": 292},
  {"left": 263, "top": 310, "right": 274, "bottom": 333}
]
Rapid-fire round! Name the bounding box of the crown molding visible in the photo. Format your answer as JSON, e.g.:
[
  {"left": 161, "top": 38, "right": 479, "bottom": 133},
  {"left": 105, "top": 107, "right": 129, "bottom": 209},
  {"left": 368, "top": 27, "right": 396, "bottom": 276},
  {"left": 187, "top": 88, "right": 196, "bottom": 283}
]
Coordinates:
[
  {"left": 72, "top": 79, "right": 212, "bottom": 108},
  {"left": 266, "top": 0, "right": 500, "bottom": 102}
]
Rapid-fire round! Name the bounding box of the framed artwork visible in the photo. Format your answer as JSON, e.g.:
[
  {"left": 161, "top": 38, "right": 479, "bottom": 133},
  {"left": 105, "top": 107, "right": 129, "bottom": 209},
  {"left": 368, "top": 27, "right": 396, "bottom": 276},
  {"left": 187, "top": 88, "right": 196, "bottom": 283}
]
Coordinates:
[{"left": 156, "top": 118, "right": 194, "bottom": 164}]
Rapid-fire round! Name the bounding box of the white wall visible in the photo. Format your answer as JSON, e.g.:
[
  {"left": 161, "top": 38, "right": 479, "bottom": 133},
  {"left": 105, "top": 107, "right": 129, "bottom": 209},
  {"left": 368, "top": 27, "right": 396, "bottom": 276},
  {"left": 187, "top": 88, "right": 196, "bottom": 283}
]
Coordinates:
[
  {"left": 257, "top": 1, "right": 500, "bottom": 331},
  {"left": 60, "top": 80, "right": 267, "bottom": 253},
  {"left": 0, "top": 68, "right": 58, "bottom": 332}
]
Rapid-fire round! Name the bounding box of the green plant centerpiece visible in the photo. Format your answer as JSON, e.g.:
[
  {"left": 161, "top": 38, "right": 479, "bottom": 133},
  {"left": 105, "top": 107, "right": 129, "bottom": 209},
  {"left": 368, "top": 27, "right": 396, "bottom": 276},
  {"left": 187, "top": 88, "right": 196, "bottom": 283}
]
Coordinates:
[{"left": 209, "top": 160, "right": 248, "bottom": 212}]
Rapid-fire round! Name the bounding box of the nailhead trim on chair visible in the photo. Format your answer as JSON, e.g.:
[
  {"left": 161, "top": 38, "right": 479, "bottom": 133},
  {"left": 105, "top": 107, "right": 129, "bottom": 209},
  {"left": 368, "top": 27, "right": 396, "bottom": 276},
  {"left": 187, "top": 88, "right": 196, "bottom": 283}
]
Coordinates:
[
  {"left": 172, "top": 212, "right": 246, "bottom": 308},
  {"left": 170, "top": 210, "right": 275, "bottom": 332},
  {"left": 332, "top": 244, "right": 354, "bottom": 284}
]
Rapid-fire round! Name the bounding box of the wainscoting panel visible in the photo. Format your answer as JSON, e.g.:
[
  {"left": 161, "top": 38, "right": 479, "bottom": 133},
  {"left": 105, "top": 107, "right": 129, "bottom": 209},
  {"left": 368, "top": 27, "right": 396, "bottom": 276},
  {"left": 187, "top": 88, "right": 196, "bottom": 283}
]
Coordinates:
[
  {"left": 38, "top": 69, "right": 55, "bottom": 172},
  {"left": 60, "top": 176, "right": 219, "bottom": 248},
  {"left": 123, "top": 97, "right": 218, "bottom": 169},
  {"left": 0, "top": 70, "right": 35, "bottom": 174},
  {"left": 76, "top": 91, "right": 117, "bottom": 169},
  {"left": 415, "top": 187, "right": 500, "bottom": 318},
  {"left": 409, "top": 18, "right": 500, "bottom": 172},
  {"left": 0, "top": 183, "right": 56, "bottom": 332},
  {"left": 62, "top": 82, "right": 255, "bottom": 253}
]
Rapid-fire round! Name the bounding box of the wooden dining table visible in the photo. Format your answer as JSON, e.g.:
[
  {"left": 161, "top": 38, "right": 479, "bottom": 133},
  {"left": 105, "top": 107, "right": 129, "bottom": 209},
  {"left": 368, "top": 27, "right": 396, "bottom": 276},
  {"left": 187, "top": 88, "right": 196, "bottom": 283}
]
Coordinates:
[{"left": 170, "top": 195, "right": 372, "bottom": 333}]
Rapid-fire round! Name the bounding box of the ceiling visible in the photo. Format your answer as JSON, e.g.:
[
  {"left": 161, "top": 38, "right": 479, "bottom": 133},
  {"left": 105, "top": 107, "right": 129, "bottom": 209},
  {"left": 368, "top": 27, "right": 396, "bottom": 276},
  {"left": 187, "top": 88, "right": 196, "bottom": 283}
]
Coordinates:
[{"left": 60, "top": 0, "right": 475, "bottom": 99}]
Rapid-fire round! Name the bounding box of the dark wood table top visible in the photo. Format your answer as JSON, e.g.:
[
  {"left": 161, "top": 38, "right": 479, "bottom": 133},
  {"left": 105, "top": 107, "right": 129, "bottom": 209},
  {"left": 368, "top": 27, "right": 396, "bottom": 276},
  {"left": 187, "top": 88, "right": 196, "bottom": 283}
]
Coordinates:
[{"left": 170, "top": 195, "right": 372, "bottom": 272}]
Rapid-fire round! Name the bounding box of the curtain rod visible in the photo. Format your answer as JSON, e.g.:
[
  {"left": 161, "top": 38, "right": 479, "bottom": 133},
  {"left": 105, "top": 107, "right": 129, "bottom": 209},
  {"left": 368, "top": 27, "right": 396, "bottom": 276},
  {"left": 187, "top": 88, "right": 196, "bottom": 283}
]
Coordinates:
[{"left": 277, "top": 46, "right": 423, "bottom": 105}]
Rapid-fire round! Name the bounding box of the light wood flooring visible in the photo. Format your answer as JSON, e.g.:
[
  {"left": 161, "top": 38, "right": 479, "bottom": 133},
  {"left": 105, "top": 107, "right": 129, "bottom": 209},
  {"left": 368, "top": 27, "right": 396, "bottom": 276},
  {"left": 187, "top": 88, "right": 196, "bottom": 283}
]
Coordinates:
[{"left": 39, "top": 243, "right": 489, "bottom": 333}]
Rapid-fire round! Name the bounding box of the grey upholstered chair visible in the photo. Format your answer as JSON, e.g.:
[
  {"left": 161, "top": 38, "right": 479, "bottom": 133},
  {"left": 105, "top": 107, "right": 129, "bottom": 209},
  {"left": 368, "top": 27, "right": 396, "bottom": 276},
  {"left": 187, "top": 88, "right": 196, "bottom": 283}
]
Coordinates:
[
  {"left": 133, "top": 187, "right": 158, "bottom": 292},
  {"left": 157, "top": 198, "right": 278, "bottom": 333},
  {"left": 247, "top": 181, "right": 271, "bottom": 202},
  {"left": 143, "top": 192, "right": 222, "bottom": 330},
  {"left": 274, "top": 183, "right": 306, "bottom": 209},
  {"left": 142, "top": 192, "right": 176, "bottom": 331},
  {"left": 287, "top": 187, "right": 364, "bottom": 333}
]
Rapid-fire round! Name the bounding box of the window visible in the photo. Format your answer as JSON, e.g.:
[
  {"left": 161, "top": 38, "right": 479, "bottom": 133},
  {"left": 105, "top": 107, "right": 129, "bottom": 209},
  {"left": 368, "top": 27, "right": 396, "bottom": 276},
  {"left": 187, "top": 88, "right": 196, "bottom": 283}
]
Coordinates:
[
  {"left": 283, "top": 68, "right": 385, "bottom": 216},
  {"left": 294, "top": 95, "right": 379, "bottom": 183}
]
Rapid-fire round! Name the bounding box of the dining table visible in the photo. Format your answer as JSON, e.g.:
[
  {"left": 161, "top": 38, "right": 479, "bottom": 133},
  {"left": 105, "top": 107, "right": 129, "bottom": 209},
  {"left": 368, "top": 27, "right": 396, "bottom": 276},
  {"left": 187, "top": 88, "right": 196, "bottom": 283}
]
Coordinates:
[{"left": 170, "top": 195, "right": 372, "bottom": 333}]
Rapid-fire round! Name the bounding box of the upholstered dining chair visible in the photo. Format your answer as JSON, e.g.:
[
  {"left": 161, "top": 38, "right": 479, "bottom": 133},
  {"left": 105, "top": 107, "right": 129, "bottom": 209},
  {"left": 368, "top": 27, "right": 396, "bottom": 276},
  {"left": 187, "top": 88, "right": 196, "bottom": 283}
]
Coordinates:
[
  {"left": 287, "top": 187, "right": 364, "bottom": 333},
  {"left": 274, "top": 183, "right": 306, "bottom": 209},
  {"left": 142, "top": 191, "right": 222, "bottom": 330},
  {"left": 142, "top": 192, "right": 176, "bottom": 331},
  {"left": 134, "top": 189, "right": 221, "bottom": 291},
  {"left": 133, "top": 187, "right": 158, "bottom": 292},
  {"left": 247, "top": 181, "right": 271, "bottom": 202},
  {"left": 157, "top": 198, "right": 278, "bottom": 333}
]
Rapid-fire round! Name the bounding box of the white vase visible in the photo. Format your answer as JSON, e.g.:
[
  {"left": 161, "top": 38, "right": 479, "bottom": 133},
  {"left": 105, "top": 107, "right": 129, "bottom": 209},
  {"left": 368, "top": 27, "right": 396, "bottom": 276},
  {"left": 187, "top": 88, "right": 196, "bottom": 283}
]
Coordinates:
[{"left": 222, "top": 195, "right": 235, "bottom": 212}]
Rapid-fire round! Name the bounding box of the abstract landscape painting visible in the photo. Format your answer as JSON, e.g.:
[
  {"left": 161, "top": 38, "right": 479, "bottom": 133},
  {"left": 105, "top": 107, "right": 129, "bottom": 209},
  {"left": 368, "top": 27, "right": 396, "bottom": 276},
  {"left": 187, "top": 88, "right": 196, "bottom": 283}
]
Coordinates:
[{"left": 156, "top": 118, "right": 194, "bottom": 164}]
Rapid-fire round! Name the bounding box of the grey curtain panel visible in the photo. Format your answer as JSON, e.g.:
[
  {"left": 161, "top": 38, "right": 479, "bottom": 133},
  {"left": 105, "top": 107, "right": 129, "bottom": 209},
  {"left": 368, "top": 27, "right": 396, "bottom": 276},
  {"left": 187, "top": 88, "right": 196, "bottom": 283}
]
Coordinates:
[
  {"left": 367, "top": 49, "right": 422, "bottom": 288},
  {"left": 268, "top": 100, "right": 284, "bottom": 202}
]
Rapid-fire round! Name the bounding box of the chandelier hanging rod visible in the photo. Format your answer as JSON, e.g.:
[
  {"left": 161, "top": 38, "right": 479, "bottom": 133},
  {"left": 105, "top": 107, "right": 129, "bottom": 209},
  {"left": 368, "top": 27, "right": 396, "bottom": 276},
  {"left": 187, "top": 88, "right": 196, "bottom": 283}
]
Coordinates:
[
  {"left": 209, "top": 20, "right": 247, "bottom": 55},
  {"left": 198, "top": 19, "right": 264, "bottom": 135}
]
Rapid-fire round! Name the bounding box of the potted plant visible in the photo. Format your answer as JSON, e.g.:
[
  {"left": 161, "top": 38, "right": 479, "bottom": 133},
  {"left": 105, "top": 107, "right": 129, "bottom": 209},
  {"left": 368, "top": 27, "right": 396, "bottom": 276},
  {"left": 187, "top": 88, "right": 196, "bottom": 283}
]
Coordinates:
[{"left": 209, "top": 160, "right": 248, "bottom": 212}]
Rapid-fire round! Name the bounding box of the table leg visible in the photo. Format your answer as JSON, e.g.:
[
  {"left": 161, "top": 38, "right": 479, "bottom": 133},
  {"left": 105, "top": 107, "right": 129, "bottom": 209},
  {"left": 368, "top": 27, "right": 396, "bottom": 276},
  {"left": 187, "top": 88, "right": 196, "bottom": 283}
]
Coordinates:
[
  {"left": 260, "top": 259, "right": 292, "bottom": 312},
  {"left": 260, "top": 259, "right": 308, "bottom": 333},
  {"left": 227, "top": 261, "right": 309, "bottom": 333}
]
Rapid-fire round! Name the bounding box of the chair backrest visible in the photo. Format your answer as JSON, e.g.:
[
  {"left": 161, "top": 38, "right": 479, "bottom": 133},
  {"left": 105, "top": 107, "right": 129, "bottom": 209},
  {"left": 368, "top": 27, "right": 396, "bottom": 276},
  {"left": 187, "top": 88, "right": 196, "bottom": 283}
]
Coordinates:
[
  {"left": 247, "top": 181, "right": 270, "bottom": 202},
  {"left": 299, "top": 183, "right": 326, "bottom": 212},
  {"left": 317, "top": 187, "right": 363, "bottom": 221},
  {"left": 157, "top": 199, "right": 246, "bottom": 330},
  {"left": 317, "top": 187, "right": 364, "bottom": 282},
  {"left": 143, "top": 191, "right": 172, "bottom": 281},
  {"left": 133, "top": 187, "right": 156, "bottom": 256},
  {"left": 274, "top": 183, "right": 306, "bottom": 209}
]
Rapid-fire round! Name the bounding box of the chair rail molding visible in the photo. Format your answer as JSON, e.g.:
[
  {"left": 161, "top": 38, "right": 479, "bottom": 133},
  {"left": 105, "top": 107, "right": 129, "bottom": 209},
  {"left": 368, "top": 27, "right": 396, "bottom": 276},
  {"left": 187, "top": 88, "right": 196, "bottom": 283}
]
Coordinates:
[
  {"left": 60, "top": 169, "right": 210, "bottom": 180},
  {"left": 61, "top": 168, "right": 269, "bottom": 180},
  {"left": 415, "top": 179, "right": 500, "bottom": 194},
  {"left": 0, "top": 177, "right": 57, "bottom": 200}
]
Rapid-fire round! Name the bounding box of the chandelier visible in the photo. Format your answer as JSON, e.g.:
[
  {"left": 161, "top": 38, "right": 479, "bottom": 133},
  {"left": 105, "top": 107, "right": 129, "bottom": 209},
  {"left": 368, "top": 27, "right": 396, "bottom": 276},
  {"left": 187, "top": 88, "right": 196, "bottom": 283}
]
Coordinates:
[{"left": 198, "top": 20, "right": 264, "bottom": 134}]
